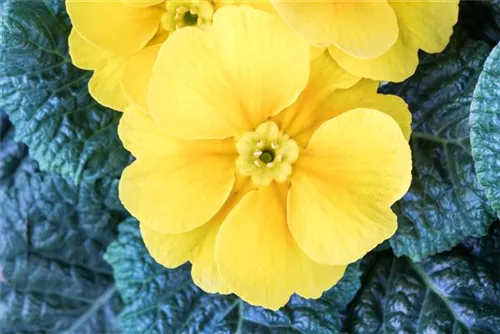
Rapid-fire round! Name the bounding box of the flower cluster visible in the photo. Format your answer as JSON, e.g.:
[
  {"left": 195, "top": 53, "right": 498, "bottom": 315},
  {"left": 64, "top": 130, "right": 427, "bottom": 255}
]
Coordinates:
[{"left": 67, "top": 0, "right": 458, "bottom": 309}]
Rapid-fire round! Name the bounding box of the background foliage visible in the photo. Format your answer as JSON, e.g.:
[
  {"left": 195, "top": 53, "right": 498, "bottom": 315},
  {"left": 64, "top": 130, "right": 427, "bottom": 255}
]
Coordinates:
[{"left": 1, "top": 0, "right": 500, "bottom": 333}]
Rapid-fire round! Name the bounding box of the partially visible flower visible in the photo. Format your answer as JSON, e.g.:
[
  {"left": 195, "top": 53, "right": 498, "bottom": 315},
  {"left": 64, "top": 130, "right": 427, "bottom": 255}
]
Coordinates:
[
  {"left": 271, "top": 0, "right": 459, "bottom": 82},
  {"left": 119, "top": 6, "right": 412, "bottom": 309},
  {"left": 66, "top": 0, "right": 274, "bottom": 111}
]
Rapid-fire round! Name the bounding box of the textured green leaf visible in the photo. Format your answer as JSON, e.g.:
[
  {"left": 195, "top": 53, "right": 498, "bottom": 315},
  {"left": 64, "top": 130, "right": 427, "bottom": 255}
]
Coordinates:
[
  {"left": 105, "top": 219, "right": 362, "bottom": 334},
  {"left": 0, "top": 115, "right": 124, "bottom": 333},
  {"left": 470, "top": 42, "right": 500, "bottom": 219},
  {"left": 380, "top": 34, "right": 496, "bottom": 261},
  {"left": 346, "top": 223, "right": 500, "bottom": 334},
  {"left": 0, "top": 0, "right": 130, "bottom": 183}
]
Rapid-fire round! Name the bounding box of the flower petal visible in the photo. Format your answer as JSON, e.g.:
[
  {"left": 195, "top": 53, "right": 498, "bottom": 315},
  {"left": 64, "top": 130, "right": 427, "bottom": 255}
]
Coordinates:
[
  {"left": 326, "top": 0, "right": 459, "bottom": 82},
  {"left": 121, "top": 0, "right": 164, "bottom": 8},
  {"left": 141, "top": 219, "right": 232, "bottom": 294},
  {"left": 216, "top": 184, "right": 345, "bottom": 310},
  {"left": 271, "top": 0, "right": 398, "bottom": 57},
  {"left": 119, "top": 123, "right": 237, "bottom": 233},
  {"left": 140, "top": 176, "right": 253, "bottom": 294},
  {"left": 122, "top": 44, "right": 161, "bottom": 111},
  {"left": 119, "top": 106, "right": 182, "bottom": 158},
  {"left": 121, "top": 155, "right": 235, "bottom": 234},
  {"left": 328, "top": 29, "right": 419, "bottom": 82},
  {"left": 217, "top": 0, "right": 276, "bottom": 13},
  {"left": 140, "top": 217, "right": 222, "bottom": 293},
  {"left": 388, "top": 0, "right": 459, "bottom": 54},
  {"left": 66, "top": 0, "right": 162, "bottom": 55},
  {"left": 68, "top": 29, "right": 129, "bottom": 111},
  {"left": 288, "top": 108, "right": 412, "bottom": 266},
  {"left": 276, "top": 51, "right": 361, "bottom": 142},
  {"left": 148, "top": 6, "right": 309, "bottom": 140}
]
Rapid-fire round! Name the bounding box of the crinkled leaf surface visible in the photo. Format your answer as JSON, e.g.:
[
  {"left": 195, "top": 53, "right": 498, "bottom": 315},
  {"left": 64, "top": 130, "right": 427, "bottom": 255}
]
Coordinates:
[
  {"left": 346, "top": 223, "right": 500, "bottom": 334},
  {"left": 381, "top": 33, "right": 496, "bottom": 261},
  {"left": 0, "top": 0, "right": 130, "bottom": 184},
  {"left": 470, "top": 42, "right": 500, "bottom": 219},
  {"left": 0, "top": 115, "right": 124, "bottom": 333},
  {"left": 105, "top": 219, "right": 362, "bottom": 334}
]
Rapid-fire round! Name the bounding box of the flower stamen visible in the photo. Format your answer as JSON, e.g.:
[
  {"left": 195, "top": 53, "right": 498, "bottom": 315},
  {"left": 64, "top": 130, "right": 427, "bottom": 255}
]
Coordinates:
[
  {"left": 161, "top": 1, "right": 215, "bottom": 33},
  {"left": 236, "top": 121, "right": 299, "bottom": 186}
]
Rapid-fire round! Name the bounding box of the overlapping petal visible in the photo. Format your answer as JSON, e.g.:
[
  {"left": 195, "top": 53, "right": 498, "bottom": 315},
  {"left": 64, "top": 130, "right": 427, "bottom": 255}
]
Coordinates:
[
  {"left": 271, "top": 0, "right": 398, "bottom": 57},
  {"left": 119, "top": 108, "right": 237, "bottom": 234},
  {"left": 139, "top": 177, "right": 252, "bottom": 294},
  {"left": 328, "top": 0, "right": 459, "bottom": 82},
  {"left": 288, "top": 109, "right": 412, "bottom": 266},
  {"left": 148, "top": 6, "right": 309, "bottom": 140},
  {"left": 215, "top": 185, "right": 345, "bottom": 309},
  {"left": 122, "top": 44, "right": 161, "bottom": 111},
  {"left": 66, "top": 0, "right": 162, "bottom": 56},
  {"left": 68, "top": 30, "right": 129, "bottom": 111},
  {"left": 275, "top": 54, "right": 410, "bottom": 146}
]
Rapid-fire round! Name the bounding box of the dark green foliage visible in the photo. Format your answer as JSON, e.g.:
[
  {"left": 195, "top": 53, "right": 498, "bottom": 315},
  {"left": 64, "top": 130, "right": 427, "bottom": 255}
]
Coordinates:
[
  {"left": 381, "top": 33, "right": 496, "bottom": 261},
  {"left": 346, "top": 223, "right": 500, "bottom": 333},
  {"left": 0, "top": 114, "right": 124, "bottom": 333},
  {"left": 470, "top": 42, "right": 500, "bottom": 219}
]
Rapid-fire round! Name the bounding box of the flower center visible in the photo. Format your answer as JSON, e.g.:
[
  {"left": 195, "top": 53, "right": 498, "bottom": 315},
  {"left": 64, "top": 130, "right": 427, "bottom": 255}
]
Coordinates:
[
  {"left": 161, "top": 1, "right": 215, "bottom": 33},
  {"left": 236, "top": 122, "right": 299, "bottom": 186}
]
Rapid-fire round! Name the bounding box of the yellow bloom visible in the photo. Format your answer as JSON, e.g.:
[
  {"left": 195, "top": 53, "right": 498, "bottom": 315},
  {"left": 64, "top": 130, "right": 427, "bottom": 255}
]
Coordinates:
[
  {"left": 271, "top": 0, "right": 459, "bottom": 82},
  {"left": 66, "top": 0, "right": 273, "bottom": 111},
  {"left": 119, "top": 6, "right": 412, "bottom": 309}
]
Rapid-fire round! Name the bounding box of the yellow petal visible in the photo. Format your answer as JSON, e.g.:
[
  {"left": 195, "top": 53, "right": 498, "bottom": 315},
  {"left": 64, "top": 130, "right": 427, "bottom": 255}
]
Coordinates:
[
  {"left": 328, "top": 29, "right": 418, "bottom": 83},
  {"left": 276, "top": 51, "right": 361, "bottom": 141},
  {"left": 122, "top": 44, "right": 161, "bottom": 111},
  {"left": 288, "top": 108, "right": 412, "bottom": 266},
  {"left": 119, "top": 134, "right": 237, "bottom": 233},
  {"left": 140, "top": 176, "right": 253, "bottom": 294},
  {"left": 119, "top": 106, "right": 182, "bottom": 158},
  {"left": 327, "top": 0, "right": 459, "bottom": 82},
  {"left": 148, "top": 6, "right": 309, "bottom": 140},
  {"left": 216, "top": 184, "right": 345, "bottom": 310},
  {"left": 271, "top": 0, "right": 398, "bottom": 57},
  {"left": 68, "top": 29, "right": 106, "bottom": 70},
  {"left": 140, "top": 210, "right": 229, "bottom": 294},
  {"left": 141, "top": 216, "right": 233, "bottom": 294},
  {"left": 286, "top": 79, "right": 411, "bottom": 145},
  {"left": 388, "top": 0, "right": 459, "bottom": 54},
  {"left": 217, "top": 0, "right": 276, "bottom": 13},
  {"left": 121, "top": 0, "right": 164, "bottom": 8},
  {"left": 69, "top": 29, "right": 129, "bottom": 111},
  {"left": 354, "top": 94, "right": 411, "bottom": 141},
  {"left": 140, "top": 222, "right": 206, "bottom": 268},
  {"left": 66, "top": 0, "right": 162, "bottom": 55},
  {"left": 310, "top": 45, "right": 326, "bottom": 60}
]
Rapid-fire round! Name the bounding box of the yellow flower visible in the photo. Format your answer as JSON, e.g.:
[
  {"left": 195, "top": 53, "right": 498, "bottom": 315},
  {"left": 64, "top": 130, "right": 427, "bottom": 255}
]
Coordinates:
[
  {"left": 271, "top": 0, "right": 459, "bottom": 82},
  {"left": 118, "top": 6, "right": 412, "bottom": 309},
  {"left": 66, "top": 0, "right": 275, "bottom": 111}
]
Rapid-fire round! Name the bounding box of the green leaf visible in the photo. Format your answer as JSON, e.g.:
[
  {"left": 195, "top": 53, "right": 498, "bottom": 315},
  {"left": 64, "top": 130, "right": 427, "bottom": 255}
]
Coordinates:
[
  {"left": 105, "top": 218, "right": 362, "bottom": 334},
  {"left": 0, "top": 111, "right": 31, "bottom": 185},
  {"left": 380, "top": 33, "right": 496, "bottom": 261},
  {"left": 0, "top": 0, "right": 130, "bottom": 184},
  {"left": 0, "top": 115, "right": 124, "bottom": 333},
  {"left": 346, "top": 223, "right": 500, "bottom": 333},
  {"left": 470, "top": 42, "right": 500, "bottom": 219}
]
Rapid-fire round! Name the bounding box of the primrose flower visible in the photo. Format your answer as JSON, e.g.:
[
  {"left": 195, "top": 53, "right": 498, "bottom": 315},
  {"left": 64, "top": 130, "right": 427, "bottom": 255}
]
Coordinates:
[
  {"left": 119, "top": 6, "right": 412, "bottom": 309},
  {"left": 66, "top": 0, "right": 274, "bottom": 111},
  {"left": 271, "top": 0, "right": 459, "bottom": 82}
]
